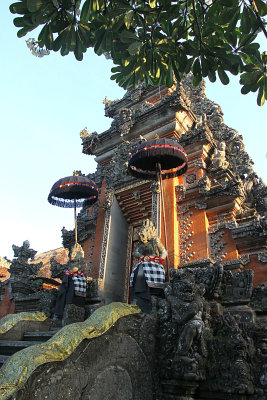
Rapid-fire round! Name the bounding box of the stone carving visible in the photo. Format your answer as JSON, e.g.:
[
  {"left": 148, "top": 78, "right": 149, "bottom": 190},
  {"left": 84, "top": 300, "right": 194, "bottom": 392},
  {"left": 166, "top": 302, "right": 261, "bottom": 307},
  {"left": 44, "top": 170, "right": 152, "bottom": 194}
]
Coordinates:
[
  {"left": 181, "top": 263, "right": 224, "bottom": 299},
  {"left": 50, "top": 256, "right": 67, "bottom": 280},
  {"left": 250, "top": 284, "right": 267, "bottom": 312},
  {"left": 151, "top": 181, "right": 161, "bottom": 234},
  {"left": 185, "top": 172, "right": 197, "bottom": 186},
  {"left": 132, "top": 219, "right": 167, "bottom": 260},
  {"left": 194, "top": 200, "right": 207, "bottom": 209},
  {"left": 205, "top": 313, "right": 254, "bottom": 395},
  {"left": 175, "top": 184, "right": 185, "bottom": 202},
  {"left": 113, "top": 107, "right": 134, "bottom": 137},
  {"left": 220, "top": 270, "right": 254, "bottom": 305},
  {"left": 80, "top": 129, "right": 99, "bottom": 155},
  {"left": 12, "top": 240, "right": 37, "bottom": 262},
  {"left": 198, "top": 176, "right": 211, "bottom": 193},
  {"left": 103, "top": 190, "right": 114, "bottom": 210},
  {"left": 102, "top": 136, "right": 146, "bottom": 190},
  {"left": 194, "top": 158, "right": 206, "bottom": 169},
  {"left": 158, "top": 274, "right": 210, "bottom": 385},
  {"left": 258, "top": 252, "right": 267, "bottom": 263},
  {"left": 61, "top": 200, "right": 98, "bottom": 251},
  {"left": 130, "top": 86, "right": 142, "bottom": 102},
  {"left": 179, "top": 210, "right": 195, "bottom": 264},
  {"left": 239, "top": 253, "right": 250, "bottom": 265},
  {"left": 98, "top": 207, "right": 112, "bottom": 285},
  {"left": 210, "top": 141, "right": 229, "bottom": 170},
  {"left": 209, "top": 230, "right": 226, "bottom": 262}
]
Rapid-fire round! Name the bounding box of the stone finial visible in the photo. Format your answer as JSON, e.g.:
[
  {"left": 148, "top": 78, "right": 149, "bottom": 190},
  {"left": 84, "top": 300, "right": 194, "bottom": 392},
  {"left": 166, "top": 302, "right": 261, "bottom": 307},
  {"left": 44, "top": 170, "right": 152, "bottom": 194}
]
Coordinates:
[{"left": 12, "top": 241, "right": 37, "bottom": 262}]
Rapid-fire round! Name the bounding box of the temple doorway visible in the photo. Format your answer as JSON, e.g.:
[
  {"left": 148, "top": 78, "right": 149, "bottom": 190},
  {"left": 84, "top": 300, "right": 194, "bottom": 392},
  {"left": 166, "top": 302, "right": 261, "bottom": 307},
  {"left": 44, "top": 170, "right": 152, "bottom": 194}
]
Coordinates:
[{"left": 101, "top": 183, "right": 153, "bottom": 303}]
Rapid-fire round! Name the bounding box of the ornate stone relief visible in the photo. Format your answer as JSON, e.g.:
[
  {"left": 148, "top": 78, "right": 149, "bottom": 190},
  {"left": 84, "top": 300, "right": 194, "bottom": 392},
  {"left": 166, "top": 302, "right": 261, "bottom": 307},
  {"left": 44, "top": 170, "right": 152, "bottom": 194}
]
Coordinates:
[
  {"left": 185, "top": 172, "right": 197, "bottom": 186},
  {"left": 151, "top": 181, "right": 161, "bottom": 235},
  {"left": 178, "top": 210, "right": 195, "bottom": 264},
  {"left": 210, "top": 141, "right": 229, "bottom": 171},
  {"left": 220, "top": 270, "right": 254, "bottom": 305},
  {"left": 80, "top": 129, "right": 100, "bottom": 155},
  {"left": 258, "top": 252, "right": 267, "bottom": 263},
  {"left": 102, "top": 136, "right": 147, "bottom": 191},
  {"left": 112, "top": 107, "right": 135, "bottom": 137},
  {"left": 194, "top": 158, "right": 206, "bottom": 169},
  {"left": 103, "top": 190, "right": 114, "bottom": 210},
  {"left": 98, "top": 205, "right": 112, "bottom": 289},
  {"left": 194, "top": 200, "right": 207, "bottom": 209},
  {"left": 209, "top": 230, "right": 226, "bottom": 262},
  {"left": 239, "top": 253, "right": 250, "bottom": 266},
  {"left": 198, "top": 176, "right": 211, "bottom": 193},
  {"left": 175, "top": 184, "right": 185, "bottom": 202}
]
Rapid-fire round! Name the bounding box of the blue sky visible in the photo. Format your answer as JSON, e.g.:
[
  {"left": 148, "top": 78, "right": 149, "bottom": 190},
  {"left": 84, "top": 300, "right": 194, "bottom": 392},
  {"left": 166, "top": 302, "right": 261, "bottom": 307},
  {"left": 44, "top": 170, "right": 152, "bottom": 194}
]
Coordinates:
[{"left": 0, "top": 3, "right": 266, "bottom": 260}]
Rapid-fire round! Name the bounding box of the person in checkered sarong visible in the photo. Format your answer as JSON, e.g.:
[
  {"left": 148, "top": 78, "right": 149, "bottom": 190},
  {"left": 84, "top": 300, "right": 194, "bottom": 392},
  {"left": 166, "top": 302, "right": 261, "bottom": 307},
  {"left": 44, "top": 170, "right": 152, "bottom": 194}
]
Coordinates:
[
  {"left": 53, "top": 244, "right": 87, "bottom": 320},
  {"left": 130, "top": 219, "right": 167, "bottom": 313}
]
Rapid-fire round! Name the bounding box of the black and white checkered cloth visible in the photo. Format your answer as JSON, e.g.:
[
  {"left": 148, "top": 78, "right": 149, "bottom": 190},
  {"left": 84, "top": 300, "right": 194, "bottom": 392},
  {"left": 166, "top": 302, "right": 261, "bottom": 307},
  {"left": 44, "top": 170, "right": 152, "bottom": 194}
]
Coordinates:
[
  {"left": 72, "top": 274, "right": 87, "bottom": 297},
  {"left": 130, "top": 262, "right": 165, "bottom": 288}
]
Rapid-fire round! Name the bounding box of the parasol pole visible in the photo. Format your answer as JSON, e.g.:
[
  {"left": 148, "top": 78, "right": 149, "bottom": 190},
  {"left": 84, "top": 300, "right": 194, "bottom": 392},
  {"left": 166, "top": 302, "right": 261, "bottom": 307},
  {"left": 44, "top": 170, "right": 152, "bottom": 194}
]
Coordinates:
[
  {"left": 157, "top": 163, "right": 169, "bottom": 282},
  {"left": 74, "top": 198, "right": 78, "bottom": 244}
]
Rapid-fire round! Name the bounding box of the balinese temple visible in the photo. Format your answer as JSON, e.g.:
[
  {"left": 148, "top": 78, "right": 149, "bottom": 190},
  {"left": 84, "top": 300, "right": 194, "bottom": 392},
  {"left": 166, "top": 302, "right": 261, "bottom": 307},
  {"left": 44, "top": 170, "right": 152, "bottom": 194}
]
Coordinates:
[
  {"left": 62, "top": 73, "right": 267, "bottom": 304},
  {"left": 1, "top": 75, "right": 267, "bottom": 400}
]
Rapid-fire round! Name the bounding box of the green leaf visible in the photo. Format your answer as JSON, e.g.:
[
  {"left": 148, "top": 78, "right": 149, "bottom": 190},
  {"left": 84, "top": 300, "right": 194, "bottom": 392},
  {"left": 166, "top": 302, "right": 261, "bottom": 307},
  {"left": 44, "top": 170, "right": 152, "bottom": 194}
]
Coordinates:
[
  {"left": 193, "top": 74, "right": 202, "bottom": 86},
  {"left": 53, "top": 30, "right": 66, "bottom": 51},
  {"left": 26, "top": 0, "right": 45, "bottom": 12},
  {"left": 257, "top": 83, "right": 265, "bottom": 106},
  {"left": 128, "top": 41, "right": 142, "bottom": 56},
  {"left": 10, "top": 2, "right": 28, "bottom": 15},
  {"left": 242, "top": 43, "right": 260, "bottom": 54},
  {"left": 17, "top": 25, "right": 35, "bottom": 37},
  {"left": 120, "top": 30, "right": 140, "bottom": 44},
  {"left": 74, "top": 31, "right": 84, "bottom": 61},
  {"left": 80, "top": 0, "right": 91, "bottom": 23},
  {"left": 218, "top": 68, "right": 230, "bottom": 85},
  {"left": 192, "top": 58, "right": 201, "bottom": 76},
  {"left": 38, "top": 24, "right": 49, "bottom": 47},
  {"left": 208, "top": 70, "right": 216, "bottom": 83},
  {"left": 240, "top": 6, "right": 252, "bottom": 34},
  {"left": 254, "top": 0, "right": 267, "bottom": 16},
  {"left": 124, "top": 11, "right": 133, "bottom": 29}
]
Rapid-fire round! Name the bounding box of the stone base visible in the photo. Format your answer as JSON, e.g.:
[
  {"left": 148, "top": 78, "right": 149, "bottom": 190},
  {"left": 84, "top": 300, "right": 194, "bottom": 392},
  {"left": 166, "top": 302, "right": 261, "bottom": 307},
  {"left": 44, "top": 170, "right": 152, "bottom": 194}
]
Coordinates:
[
  {"left": 161, "top": 380, "right": 199, "bottom": 400},
  {"left": 62, "top": 304, "right": 85, "bottom": 326}
]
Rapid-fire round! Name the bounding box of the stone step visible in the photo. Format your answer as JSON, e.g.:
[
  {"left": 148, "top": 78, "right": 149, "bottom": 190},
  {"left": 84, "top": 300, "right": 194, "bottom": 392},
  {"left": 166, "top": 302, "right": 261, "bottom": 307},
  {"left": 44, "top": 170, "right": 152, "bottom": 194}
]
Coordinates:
[
  {"left": 0, "top": 340, "right": 41, "bottom": 356},
  {"left": 23, "top": 330, "right": 59, "bottom": 341},
  {"left": 0, "top": 355, "right": 10, "bottom": 368}
]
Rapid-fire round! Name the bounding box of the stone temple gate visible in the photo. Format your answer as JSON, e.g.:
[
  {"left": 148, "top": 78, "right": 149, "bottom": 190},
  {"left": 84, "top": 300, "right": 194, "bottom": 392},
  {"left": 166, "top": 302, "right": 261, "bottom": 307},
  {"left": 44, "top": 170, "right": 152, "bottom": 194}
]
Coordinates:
[
  {"left": 1, "top": 75, "right": 267, "bottom": 400},
  {"left": 62, "top": 74, "right": 267, "bottom": 304}
]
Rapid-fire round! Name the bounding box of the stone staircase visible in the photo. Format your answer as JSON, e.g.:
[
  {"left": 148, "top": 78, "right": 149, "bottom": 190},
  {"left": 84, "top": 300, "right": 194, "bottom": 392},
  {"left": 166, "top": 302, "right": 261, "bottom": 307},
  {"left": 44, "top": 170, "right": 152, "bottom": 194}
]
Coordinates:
[{"left": 0, "top": 329, "right": 59, "bottom": 368}]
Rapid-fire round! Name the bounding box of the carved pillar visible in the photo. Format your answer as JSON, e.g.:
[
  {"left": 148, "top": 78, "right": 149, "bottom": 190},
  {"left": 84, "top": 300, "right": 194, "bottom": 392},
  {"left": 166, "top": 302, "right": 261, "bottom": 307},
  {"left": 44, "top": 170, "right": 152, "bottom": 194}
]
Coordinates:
[
  {"left": 97, "top": 190, "right": 114, "bottom": 292},
  {"left": 151, "top": 181, "right": 161, "bottom": 236}
]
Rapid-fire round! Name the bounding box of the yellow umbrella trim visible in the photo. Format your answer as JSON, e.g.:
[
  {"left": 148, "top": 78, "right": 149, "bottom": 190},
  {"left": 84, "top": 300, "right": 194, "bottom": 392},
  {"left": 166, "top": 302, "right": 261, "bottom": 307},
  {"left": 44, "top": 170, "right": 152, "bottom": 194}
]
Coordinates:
[
  {"left": 0, "top": 312, "right": 47, "bottom": 335},
  {"left": 0, "top": 303, "right": 140, "bottom": 400}
]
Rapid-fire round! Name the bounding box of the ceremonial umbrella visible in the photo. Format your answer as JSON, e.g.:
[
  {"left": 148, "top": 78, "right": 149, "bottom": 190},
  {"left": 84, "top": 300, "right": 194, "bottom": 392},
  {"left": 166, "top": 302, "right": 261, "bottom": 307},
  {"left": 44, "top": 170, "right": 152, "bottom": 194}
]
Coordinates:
[
  {"left": 48, "top": 173, "right": 98, "bottom": 244},
  {"left": 128, "top": 138, "right": 188, "bottom": 279}
]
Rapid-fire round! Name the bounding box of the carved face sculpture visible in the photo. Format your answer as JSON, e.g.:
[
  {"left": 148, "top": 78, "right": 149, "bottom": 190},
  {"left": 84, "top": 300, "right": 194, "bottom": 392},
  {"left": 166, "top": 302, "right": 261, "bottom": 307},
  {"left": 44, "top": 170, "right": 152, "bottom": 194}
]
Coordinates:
[
  {"left": 139, "top": 233, "right": 148, "bottom": 244},
  {"left": 173, "top": 279, "right": 194, "bottom": 302}
]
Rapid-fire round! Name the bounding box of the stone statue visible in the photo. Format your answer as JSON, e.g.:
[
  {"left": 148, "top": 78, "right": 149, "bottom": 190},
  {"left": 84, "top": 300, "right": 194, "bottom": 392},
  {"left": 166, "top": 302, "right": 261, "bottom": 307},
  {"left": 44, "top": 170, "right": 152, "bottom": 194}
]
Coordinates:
[
  {"left": 165, "top": 277, "right": 207, "bottom": 357},
  {"left": 12, "top": 240, "right": 37, "bottom": 263},
  {"left": 130, "top": 219, "right": 167, "bottom": 313},
  {"left": 211, "top": 141, "right": 229, "bottom": 170},
  {"left": 132, "top": 219, "right": 167, "bottom": 260}
]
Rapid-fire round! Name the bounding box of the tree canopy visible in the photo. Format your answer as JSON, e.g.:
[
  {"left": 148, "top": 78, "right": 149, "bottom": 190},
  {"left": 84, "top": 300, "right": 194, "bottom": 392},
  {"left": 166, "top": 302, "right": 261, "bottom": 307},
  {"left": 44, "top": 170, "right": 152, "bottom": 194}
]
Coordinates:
[{"left": 10, "top": 0, "right": 267, "bottom": 105}]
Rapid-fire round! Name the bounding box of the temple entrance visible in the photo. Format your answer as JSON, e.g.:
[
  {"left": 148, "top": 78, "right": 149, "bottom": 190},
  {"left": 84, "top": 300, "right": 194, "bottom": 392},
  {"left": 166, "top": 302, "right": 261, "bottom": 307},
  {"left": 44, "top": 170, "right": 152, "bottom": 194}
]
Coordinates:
[
  {"left": 102, "top": 197, "right": 129, "bottom": 304},
  {"left": 101, "top": 183, "right": 153, "bottom": 303}
]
